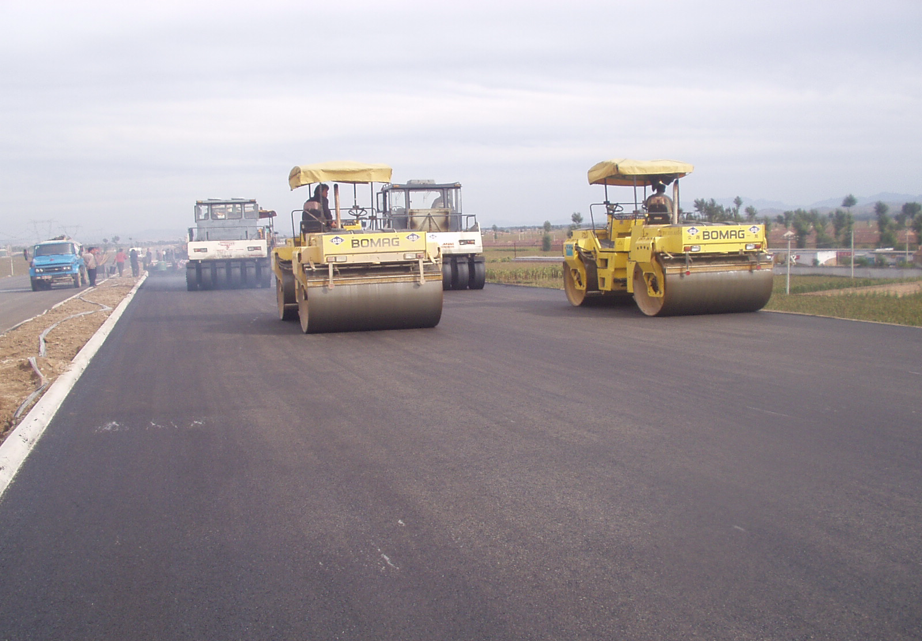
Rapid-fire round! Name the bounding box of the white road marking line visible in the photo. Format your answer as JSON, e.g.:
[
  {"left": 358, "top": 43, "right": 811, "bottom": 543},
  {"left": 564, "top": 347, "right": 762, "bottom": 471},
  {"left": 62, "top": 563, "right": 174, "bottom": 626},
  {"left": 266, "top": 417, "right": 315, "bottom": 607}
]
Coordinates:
[{"left": 745, "top": 407, "right": 793, "bottom": 419}]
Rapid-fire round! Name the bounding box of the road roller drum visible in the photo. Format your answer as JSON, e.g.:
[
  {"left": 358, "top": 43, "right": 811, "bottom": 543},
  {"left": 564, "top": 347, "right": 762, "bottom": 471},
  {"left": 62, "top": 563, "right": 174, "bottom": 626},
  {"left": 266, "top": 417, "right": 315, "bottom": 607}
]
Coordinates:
[{"left": 297, "top": 278, "right": 442, "bottom": 333}]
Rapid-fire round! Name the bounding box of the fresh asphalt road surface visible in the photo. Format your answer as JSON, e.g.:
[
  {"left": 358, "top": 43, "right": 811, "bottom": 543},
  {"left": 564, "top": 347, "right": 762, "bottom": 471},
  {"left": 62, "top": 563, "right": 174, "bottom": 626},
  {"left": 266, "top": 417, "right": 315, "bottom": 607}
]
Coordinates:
[
  {"left": 1, "top": 273, "right": 920, "bottom": 640},
  {"left": 0, "top": 274, "right": 102, "bottom": 333}
]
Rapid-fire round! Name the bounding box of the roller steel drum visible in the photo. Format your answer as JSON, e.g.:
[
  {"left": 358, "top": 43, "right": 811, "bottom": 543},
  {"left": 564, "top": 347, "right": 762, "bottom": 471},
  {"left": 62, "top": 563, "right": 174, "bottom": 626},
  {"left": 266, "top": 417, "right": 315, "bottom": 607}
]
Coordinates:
[
  {"left": 564, "top": 261, "right": 632, "bottom": 307},
  {"left": 298, "top": 280, "right": 442, "bottom": 333},
  {"left": 276, "top": 272, "right": 297, "bottom": 321},
  {"left": 633, "top": 267, "right": 774, "bottom": 317}
]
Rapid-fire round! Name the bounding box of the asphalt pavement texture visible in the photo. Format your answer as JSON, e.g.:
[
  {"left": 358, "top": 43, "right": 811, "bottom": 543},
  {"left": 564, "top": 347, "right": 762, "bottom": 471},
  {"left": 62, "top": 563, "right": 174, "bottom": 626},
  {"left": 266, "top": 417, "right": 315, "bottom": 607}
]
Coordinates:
[
  {"left": 0, "top": 272, "right": 919, "bottom": 640},
  {"left": 0, "top": 274, "right": 92, "bottom": 333}
]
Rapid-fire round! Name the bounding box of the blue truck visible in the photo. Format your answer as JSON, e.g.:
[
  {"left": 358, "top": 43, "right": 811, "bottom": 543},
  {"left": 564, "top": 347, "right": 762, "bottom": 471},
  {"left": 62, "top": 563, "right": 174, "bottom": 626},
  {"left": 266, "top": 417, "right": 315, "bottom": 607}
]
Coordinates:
[{"left": 29, "top": 237, "right": 86, "bottom": 291}]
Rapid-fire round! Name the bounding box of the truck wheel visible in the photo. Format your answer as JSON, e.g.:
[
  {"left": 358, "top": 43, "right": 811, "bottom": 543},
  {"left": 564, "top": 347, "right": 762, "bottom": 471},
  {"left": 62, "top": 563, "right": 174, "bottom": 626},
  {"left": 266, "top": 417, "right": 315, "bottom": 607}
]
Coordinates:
[
  {"left": 442, "top": 260, "right": 453, "bottom": 290},
  {"left": 469, "top": 260, "right": 486, "bottom": 289},
  {"left": 227, "top": 262, "right": 242, "bottom": 288},
  {"left": 186, "top": 268, "right": 199, "bottom": 291},
  {"left": 73, "top": 274, "right": 81, "bottom": 288},
  {"left": 31, "top": 278, "right": 40, "bottom": 292},
  {"left": 453, "top": 259, "right": 469, "bottom": 290},
  {"left": 202, "top": 264, "right": 216, "bottom": 290},
  {"left": 244, "top": 263, "right": 256, "bottom": 288}
]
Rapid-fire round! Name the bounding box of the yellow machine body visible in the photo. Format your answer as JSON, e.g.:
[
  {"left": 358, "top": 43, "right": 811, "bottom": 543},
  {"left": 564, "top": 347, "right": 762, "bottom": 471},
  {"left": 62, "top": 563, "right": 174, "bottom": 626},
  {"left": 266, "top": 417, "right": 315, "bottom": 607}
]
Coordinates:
[
  {"left": 272, "top": 162, "right": 443, "bottom": 333},
  {"left": 563, "top": 159, "right": 773, "bottom": 316}
]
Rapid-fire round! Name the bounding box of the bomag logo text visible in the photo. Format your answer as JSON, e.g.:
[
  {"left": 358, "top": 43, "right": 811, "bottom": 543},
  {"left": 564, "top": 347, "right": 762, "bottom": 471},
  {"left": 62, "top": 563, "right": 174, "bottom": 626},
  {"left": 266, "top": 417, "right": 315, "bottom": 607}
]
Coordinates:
[
  {"left": 351, "top": 237, "right": 400, "bottom": 249},
  {"left": 701, "top": 229, "right": 746, "bottom": 241}
]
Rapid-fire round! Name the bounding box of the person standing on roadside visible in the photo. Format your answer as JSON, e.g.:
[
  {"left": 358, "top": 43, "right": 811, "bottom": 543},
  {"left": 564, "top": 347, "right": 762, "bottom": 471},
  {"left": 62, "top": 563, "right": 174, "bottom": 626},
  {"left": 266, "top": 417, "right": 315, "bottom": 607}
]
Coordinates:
[
  {"left": 83, "top": 246, "right": 98, "bottom": 286},
  {"left": 129, "top": 248, "right": 140, "bottom": 277},
  {"left": 115, "top": 248, "right": 127, "bottom": 276},
  {"left": 94, "top": 247, "right": 109, "bottom": 279}
]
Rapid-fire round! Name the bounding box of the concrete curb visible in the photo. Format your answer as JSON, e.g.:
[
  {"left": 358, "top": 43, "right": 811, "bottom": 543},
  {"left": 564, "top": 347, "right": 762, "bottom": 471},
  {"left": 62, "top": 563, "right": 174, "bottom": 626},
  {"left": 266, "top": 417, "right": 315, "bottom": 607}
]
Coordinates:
[{"left": 0, "top": 273, "right": 149, "bottom": 500}]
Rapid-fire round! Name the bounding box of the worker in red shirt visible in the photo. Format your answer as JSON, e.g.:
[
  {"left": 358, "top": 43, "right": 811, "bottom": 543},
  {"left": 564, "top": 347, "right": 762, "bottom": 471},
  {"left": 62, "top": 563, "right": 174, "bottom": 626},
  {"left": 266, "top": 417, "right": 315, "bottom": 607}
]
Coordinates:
[{"left": 115, "top": 248, "right": 127, "bottom": 276}]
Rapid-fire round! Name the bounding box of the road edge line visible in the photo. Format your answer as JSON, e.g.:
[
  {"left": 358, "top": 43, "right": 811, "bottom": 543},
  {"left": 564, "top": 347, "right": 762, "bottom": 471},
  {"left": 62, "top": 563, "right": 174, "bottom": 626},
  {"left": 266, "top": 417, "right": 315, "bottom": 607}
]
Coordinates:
[{"left": 0, "top": 273, "right": 149, "bottom": 501}]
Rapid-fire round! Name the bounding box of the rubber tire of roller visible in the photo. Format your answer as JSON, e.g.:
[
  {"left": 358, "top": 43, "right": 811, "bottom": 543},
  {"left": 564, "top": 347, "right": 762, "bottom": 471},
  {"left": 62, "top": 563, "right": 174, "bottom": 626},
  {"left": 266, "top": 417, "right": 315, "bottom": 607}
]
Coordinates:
[
  {"left": 453, "top": 259, "right": 469, "bottom": 290},
  {"left": 469, "top": 260, "right": 486, "bottom": 290}
]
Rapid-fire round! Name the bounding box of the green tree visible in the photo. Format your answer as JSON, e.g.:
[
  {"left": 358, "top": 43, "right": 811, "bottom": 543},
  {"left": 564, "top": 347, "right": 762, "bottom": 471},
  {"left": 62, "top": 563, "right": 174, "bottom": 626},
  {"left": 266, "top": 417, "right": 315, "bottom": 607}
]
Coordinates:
[
  {"left": 901, "top": 201, "right": 921, "bottom": 221},
  {"left": 732, "top": 197, "right": 743, "bottom": 222},
  {"left": 789, "top": 209, "right": 813, "bottom": 248},
  {"left": 788, "top": 209, "right": 828, "bottom": 248},
  {"left": 541, "top": 233, "right": 552, "bottom": 252},
  {"left": 744, "top": 206, "right": 758, "bottom": 222},
  {"left": 829, "top": 209, "right": 854, "bottom": 246},
  {"left": 840, "top": 195, "right": 858, "bottom": 247},
  {"left": 811, "top": 211, "right": 834, "bottom": 248},
  {"left": 775, "top": 210, "right": 793, "bottom": 229},
  {"left": 694, "top": 198, "right": 730, "bottom": 222},
  {"left": 874, "top": 201, "right": 897, "bottom": 247},
  {"left": 570, "top": 212, "right": 583, "bottom": 229},
  {"left": 906, "top": 203, "right": 922, "bottom": 244},
  {"left": 543, "top": 220, "right": 552, "bottom": 233},
  {"left": 896, "top": 202, "right": 921, "bottom": 251}
]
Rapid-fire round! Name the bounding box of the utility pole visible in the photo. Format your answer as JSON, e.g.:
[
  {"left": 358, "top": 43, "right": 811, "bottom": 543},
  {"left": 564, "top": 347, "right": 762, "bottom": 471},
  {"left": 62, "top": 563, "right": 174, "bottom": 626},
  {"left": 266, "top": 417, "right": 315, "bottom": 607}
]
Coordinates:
[{"left": 783, "top": 231, "right": 795, "bottom": 295}]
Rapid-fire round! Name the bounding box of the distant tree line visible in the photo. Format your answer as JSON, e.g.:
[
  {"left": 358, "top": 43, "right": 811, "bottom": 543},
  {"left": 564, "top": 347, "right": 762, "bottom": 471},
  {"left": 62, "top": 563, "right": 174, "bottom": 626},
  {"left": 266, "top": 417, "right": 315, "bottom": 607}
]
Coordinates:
[{"left": 772, "top": 195, "right": 921, "bottom": 249}]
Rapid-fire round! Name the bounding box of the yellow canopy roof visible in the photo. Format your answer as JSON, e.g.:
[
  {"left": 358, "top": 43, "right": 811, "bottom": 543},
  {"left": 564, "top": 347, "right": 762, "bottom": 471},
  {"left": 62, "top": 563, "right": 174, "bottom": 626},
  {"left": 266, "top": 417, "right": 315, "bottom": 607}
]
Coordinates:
[
  {"left": 289, "top": 161, "right": 393, "bottom": 190},
  {"left": 588, "top": 159, "right": 694, "bottom": 186}
]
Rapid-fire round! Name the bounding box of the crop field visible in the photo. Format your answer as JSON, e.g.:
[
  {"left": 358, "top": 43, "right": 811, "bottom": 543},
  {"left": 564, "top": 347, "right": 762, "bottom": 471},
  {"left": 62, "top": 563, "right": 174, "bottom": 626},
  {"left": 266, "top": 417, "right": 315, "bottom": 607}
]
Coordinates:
[{"left": 483, "top": 250, "right": 922, "bottom": 326}]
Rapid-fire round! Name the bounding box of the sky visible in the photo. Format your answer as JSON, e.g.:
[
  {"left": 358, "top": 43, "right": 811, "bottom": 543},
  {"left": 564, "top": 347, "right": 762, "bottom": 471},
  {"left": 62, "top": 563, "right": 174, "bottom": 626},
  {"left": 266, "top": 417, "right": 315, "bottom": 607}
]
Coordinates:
[{"left": 1, "top": 0, "right": 921, "bottom": 244}]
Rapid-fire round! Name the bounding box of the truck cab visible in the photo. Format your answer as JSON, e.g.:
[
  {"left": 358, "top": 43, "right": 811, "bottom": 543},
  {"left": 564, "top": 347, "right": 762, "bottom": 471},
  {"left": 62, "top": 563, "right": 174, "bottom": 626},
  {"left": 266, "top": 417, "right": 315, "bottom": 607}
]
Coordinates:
[
  {"left": 29, "top": 237, "right": 86, "bottom": 291},
  {"left": 378, "top": 180, "right": 485, "bottom": 290}
]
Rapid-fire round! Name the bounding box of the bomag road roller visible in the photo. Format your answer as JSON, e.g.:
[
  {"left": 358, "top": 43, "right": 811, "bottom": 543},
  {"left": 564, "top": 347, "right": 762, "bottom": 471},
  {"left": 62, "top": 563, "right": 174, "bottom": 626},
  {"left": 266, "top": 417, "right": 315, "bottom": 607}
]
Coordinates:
[
  {"left": 272, "top": 161, "right": 443, "bottom": 333},
  {"left": 563, "top": 159, "right": 773, "bottom": 316}
]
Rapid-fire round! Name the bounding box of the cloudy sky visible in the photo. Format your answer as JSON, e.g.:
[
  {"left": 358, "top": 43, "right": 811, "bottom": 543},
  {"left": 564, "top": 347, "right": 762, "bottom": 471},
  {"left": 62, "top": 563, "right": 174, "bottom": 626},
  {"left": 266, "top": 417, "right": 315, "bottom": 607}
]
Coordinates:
[{"left": 1, "top": 0, "right": 920, "bottom": 244}]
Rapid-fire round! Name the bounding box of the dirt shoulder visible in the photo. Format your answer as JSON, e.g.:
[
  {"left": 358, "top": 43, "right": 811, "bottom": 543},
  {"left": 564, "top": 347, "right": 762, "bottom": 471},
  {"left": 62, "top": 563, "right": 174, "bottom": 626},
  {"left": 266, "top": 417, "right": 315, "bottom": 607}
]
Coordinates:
[{"left": 0, "top": 276, "right": 140, "bottom": 444}]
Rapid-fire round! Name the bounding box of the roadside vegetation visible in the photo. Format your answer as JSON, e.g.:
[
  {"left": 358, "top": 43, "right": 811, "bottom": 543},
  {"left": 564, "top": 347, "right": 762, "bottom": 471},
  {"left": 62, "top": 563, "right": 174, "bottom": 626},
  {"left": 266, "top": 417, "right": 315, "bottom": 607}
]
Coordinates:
[
  {"left": 484, "top": 248, "right": 562, "bottom": 289},
  {"left": 483, "top": 248, "right": 922, "bottom": 326},
  {"left": 764, "top": 275, "right": 922, "bottom": 326}
]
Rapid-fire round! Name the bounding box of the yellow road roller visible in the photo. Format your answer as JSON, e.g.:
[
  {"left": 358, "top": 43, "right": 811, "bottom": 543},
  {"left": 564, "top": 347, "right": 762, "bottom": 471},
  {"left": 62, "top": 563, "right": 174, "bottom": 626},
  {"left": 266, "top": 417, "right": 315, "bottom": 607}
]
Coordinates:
[
  {"left": 563, "top": 159, "right": 773, "bottom": 316},
  {"left": 272, "top": 161, "right": 443, "bottom": 333}
]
